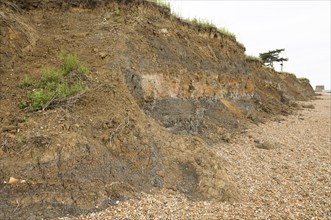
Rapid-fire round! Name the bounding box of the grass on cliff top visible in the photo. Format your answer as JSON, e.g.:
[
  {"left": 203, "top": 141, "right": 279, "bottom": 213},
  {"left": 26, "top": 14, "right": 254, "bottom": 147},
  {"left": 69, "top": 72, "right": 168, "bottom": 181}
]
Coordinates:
[
  {"left": 280, "top": 74, "right": 310, "bottom": 84},
  {"left": 298, "top": 77, "right": 310, "bottom": 83},
  {"left": 19, "top": 51, "right": 89, "bottom": 111},
  {"left": 280, "top": 72, "right": 296, "bottom": 78},
  {"left": 150, "top": 0, "right": 238, "bottom": 42},
  {"left": 246, "top": 55, "right": 262, "bottom": 62},
  {"left": 150, "top": 0, "right": 170, "bottom": 9},
  {"left": 183, "top": 17, "right": 237, "bottom": 41},
  {"left": 187, "top": 17, "right": 216, "bottom": 29}
]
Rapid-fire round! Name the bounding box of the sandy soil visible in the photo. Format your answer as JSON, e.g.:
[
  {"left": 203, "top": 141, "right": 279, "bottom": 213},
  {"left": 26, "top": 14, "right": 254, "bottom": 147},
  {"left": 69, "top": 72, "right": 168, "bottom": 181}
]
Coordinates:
[{"left": 58, "top": 94, "right": 330, "bottom": 220}]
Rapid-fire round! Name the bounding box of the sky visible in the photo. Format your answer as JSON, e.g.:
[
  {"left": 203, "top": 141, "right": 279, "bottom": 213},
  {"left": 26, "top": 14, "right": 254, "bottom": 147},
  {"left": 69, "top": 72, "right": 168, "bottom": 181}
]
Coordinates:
[{"left": 165, "top": 0, "right": 331, "bottom": 90}]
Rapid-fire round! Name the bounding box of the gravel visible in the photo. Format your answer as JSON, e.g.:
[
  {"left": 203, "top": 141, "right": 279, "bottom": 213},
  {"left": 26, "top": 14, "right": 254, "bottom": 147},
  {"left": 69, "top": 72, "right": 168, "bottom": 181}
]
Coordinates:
[{"left": 59, "top": 94, "right": 331, "bottom": 220}]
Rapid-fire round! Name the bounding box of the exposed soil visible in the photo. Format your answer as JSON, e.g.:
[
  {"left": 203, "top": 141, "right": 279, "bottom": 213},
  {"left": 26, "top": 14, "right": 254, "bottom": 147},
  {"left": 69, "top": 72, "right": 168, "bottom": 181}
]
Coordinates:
[
  {"left": 0, "top": 0, "right": 317, "bottom": 219},
  {"left": 61, "top": 94, "right": 331, "bottom": 220}
]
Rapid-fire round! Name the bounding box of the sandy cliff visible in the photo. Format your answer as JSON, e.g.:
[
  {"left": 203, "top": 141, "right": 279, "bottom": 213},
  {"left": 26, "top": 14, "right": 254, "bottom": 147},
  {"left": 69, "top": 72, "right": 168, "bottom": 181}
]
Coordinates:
[{"left": 0, "top": 0, "right": 315, "bottom": 219}]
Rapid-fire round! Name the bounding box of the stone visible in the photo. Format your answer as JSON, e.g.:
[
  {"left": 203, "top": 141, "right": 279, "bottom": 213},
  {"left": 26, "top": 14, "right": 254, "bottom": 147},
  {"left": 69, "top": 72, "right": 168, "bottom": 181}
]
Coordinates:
[
  {"left": 255, "top": 141, "right": 277, "bottom": 150},
  {"left": 8, "top": 177, "right": 19, "bottom": 184},
  {"left": 302, "top": 104, "right": 315, "bottom": 109},
  {"left": 221, "top": 133, "right": 231, "bottom": 143},
  {"left": 2, "top": 125, "right": 18, "bottom": 133},
  {"left": 99, "top": 52, "right": 107, "bottom": 59},
  {"left": 160, "top": 28, "right": 168, "bottom": 34}
]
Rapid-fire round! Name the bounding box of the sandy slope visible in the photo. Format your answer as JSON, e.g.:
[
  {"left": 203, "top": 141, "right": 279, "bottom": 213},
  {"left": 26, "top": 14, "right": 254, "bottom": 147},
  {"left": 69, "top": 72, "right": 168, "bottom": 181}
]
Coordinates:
[{"left": 59, "top": 94, "right": 330, "bottom": 219}]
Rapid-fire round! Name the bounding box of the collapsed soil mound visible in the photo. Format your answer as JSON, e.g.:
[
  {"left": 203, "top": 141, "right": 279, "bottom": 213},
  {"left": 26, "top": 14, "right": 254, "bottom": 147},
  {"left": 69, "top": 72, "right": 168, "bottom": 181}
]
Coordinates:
[{"left": 0, "top": 0, "right": 315, "bottom": 219}]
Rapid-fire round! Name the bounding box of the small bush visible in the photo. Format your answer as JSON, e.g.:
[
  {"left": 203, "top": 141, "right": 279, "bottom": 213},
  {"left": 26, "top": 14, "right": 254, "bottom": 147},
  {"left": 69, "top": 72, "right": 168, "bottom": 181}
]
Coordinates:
[
  {"left": 20, "top": 75, "right": 34, "bottom": 88},
  {"left": 18, "top": 100, "right": 29, "bottom": 109},
  {"left": 40, "top": 68, "right": 62, "bottom": 85},
  {"left": 78, "top": 65, "right": 89, "bottom": 75},
  {"left": 60, "top": 51, "right": 78, "bottom": 75},
  {"left": 56, "top": 82, "right": 84, "bottom": 98},
  {"left": 19, "top": 51, "right": 89, "bottom": 111},
  {"left": 45, "top": 81, "right": 58, "bottom": 91},
  {"left": 29, "top": 89, "right": 52, "bottom": 111}
]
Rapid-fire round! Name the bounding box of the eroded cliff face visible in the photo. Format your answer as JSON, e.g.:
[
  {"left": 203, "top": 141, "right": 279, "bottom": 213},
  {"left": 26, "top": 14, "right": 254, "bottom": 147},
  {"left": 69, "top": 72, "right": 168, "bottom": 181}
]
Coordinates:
[
  {"left": 0, "top": 0, "right": 314, "bottom": 219},
  {"left": 120, "top": 5, "right": 314, "bottom": 141}
]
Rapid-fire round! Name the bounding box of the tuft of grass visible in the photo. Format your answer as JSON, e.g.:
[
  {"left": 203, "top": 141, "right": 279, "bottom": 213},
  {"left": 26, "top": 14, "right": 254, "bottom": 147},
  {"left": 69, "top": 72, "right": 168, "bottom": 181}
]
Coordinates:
[
  {"left": 217, "top": 27, "right": 236, "bottom": 41},
  {"left": 280, "top": 72, "right": 296, "bottom": 78},
  {"left": 40, "top": 68, "right": 62, "bottom": 85},
  {"left": 20, "top": 75, "right": 34, "bottom": 88},
  {"left": 59, "top": 50, "right": 89, "bottom": 76},
  {"left": 78, "top": 64, "right": 89, "bottom": 75},
  {"left": 262, "top": 66, "right": 275, "bottom": 72},
  {"left": 246, "top": 55, "right": 262, "bottom": 62},
  {"left": 188, "top": 17, "right": 216, "bottom": 29},
  {"left": 298, "top": 77, "right": 310, "bottom": 83},
  {"left": 181, "top": 17, "right": 237, "bottom": 41},
  {"left": 150, "top": 0, "right": 241, "bottom": 45},
  {"left": 150, "top": 0, "right": 170, "bottom": 9},
  {"left": 237, "top": 41, "right": 246, "bottom": 49},
  {"left": 19, "top": 51, "right": 89, "bottom": 111},
  {"left": 18, "top": 100, "right": 29, "bottom": 109}
]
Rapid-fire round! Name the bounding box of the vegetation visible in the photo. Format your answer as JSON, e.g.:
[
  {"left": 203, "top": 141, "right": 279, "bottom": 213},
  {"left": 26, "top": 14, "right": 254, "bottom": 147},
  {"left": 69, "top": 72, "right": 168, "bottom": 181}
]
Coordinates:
[
  {"left": 19, "top": 75, "right": 34, "bottom": 88},
  {"left": 280, "top": 72, "right": 296, "bottom": 78},
  {"left": 150, "top": 0, "right": 170, "bottom": 9},
  {"left": 237, "top": 41, "right": 245, "bottom": 49},
  {"left": 182, "top": 17, "right": 237, "bottom": 41},
  {"left": 298, "top": 77, "right": 310, "bottom": 83},
  {"left": 19, "top": 51, "right": 89, "bottom": 111},
  {"left": 151, "top": 0, "right": 238, "bottom": 42},
  {"left": 246, "top": 55, "right": 262, "bottom": 62},
  {"left": 217, "top": 27, "right": 236, "bottom": 41},
  {"left": 262, "top": 66, "right": 275, "bottom": 72},
  {"left": 259, "top": 49, "right": 288, "bottom": 69},
  {"left": 187, "top": 17, "right": 216, "bottom": 29}
]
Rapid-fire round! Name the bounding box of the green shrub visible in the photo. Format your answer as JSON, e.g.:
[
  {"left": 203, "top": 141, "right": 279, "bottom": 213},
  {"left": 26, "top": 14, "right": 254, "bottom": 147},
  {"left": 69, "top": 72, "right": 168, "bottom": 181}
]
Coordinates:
[
  {"left": 56, "top": 82, "right": 84, "bottom": 98},
  {"left": 60, "top": 51, "right": 79, "bottom": 75},
  {"left": 18, "top": 100, "right": 29, "bottom": 109},
  {"left": 19, "top": 51, "right": 89, "bottom": 111},
  {"left": 78, "top": 65, "right": 89, "bottom": 75},
  {"left": 45, "top": 81, "right": 58, "bottom": 91},
  {"left": 29, "top": 89, "right": 52, "bottom": 111},
  {"left": 59, "top": 50, "right": 89, "bottom": 76},
  {"left": 40, "top": 68, "right": 62, "bottom": 85},
  {"left": 20, "top": 75, "right": 34, "bottom": 88}
]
